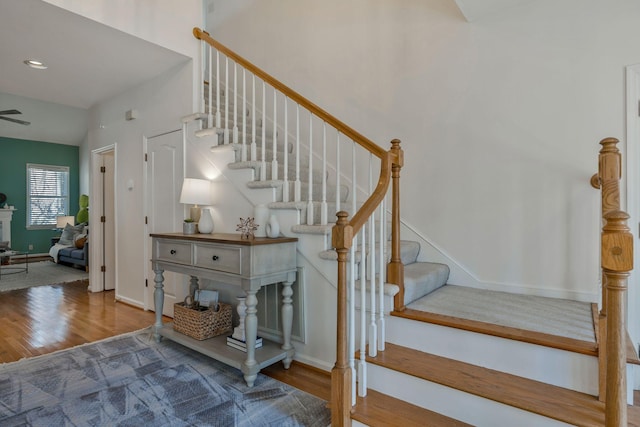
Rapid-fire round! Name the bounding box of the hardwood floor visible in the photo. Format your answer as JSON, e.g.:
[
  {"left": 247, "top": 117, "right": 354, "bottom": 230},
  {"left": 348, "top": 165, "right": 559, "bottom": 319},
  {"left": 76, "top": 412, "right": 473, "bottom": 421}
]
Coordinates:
[{"left": 0, "top": 280, "right": 162, "bottom": 363}]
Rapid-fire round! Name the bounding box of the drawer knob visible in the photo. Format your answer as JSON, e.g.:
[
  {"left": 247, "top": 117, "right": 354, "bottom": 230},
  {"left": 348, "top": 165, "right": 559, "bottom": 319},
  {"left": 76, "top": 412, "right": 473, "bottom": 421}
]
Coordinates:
[
  {"left": 170, "top": 249, "right": 176, "bottom": 255},
  {"left": 212, "top": 255, "right": 219, "bottom": 261}
]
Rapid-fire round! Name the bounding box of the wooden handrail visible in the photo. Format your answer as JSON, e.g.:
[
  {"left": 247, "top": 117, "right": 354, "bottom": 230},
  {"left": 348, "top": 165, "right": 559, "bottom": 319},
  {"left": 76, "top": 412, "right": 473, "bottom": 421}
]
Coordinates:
[{"left": 194, "top": 27, "right": 388, "bottom": 160}]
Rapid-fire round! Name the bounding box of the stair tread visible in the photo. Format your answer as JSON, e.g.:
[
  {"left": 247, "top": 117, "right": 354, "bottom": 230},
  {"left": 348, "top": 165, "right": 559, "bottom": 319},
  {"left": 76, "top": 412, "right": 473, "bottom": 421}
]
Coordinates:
[
  {"left": 353, "top": 388, "right": 472, "bottom": 427},
  {"left": 394, "top": 307, "right": 598, "bottom": 356},
  {"left": 367, "top": 342, "right": 640, "bottom": 427}
]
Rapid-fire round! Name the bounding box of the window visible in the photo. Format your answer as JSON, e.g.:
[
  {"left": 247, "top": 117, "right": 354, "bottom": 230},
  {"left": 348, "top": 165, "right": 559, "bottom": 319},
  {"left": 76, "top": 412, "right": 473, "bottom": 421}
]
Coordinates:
[{"left": 26, "top": 163, "right": 70, "bottom": 229}]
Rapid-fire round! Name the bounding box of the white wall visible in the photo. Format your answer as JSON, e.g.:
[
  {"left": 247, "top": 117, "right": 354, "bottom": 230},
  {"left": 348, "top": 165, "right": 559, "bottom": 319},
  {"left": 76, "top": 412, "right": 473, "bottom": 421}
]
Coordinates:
[
  {"left": 205, "top": 0, "right": 640, "bottom": 303},
  {"left": 87, "top": 61, "right": 194, "bottom": 304}
]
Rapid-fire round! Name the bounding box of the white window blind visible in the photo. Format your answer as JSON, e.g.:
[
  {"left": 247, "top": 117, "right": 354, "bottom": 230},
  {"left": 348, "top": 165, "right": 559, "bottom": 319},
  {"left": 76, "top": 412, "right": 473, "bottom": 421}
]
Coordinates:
[{"left": 27, "top": 163, "right": 70, "bottom": 229}]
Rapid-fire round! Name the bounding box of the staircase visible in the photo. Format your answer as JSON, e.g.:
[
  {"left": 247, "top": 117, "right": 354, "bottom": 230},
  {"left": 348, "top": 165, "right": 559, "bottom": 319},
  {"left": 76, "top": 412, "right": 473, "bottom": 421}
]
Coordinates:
[{"left": 189, "top": 28, "right": 637, "bottom": 426}]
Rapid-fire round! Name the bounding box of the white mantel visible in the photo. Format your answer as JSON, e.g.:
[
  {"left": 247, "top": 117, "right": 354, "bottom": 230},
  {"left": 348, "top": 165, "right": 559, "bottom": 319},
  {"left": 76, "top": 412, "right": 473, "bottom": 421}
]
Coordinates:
[{"left": 0, "top": 208, "right": 16, "bottom": 246}]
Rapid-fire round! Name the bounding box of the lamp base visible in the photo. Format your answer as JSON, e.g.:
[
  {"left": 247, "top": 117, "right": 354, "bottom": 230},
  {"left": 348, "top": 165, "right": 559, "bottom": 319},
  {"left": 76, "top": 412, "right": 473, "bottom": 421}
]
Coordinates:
[{"left": 190, "top": 206, "right": 202, "bottom": 223}]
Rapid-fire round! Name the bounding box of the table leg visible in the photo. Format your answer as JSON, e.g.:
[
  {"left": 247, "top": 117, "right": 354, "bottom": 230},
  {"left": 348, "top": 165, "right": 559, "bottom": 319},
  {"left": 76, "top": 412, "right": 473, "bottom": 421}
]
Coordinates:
[
  {"left": 242, "top": 289, "right": 259, "bottom": 387},
  {"left": 281, "top": 278, "right": 294, "bottom": 369},
  {"left": 153, "top": 268, "right": 165, "bottom": 342}
]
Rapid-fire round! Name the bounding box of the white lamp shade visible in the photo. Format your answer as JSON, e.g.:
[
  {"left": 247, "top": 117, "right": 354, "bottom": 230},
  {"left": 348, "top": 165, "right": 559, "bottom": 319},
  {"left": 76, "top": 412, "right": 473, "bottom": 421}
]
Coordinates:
[
  {"left": 56, "top": 215, "right": 75, "bottom": 229},
  {"left": 179, "top": 178, "right": 211, "bottom": 206}
]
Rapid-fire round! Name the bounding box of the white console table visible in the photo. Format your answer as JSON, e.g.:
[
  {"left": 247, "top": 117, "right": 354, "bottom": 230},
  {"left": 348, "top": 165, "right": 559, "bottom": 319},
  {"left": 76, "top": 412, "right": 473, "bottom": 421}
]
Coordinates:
[{"left": 150, "top": 232, "right": 298, "bottom": 387}]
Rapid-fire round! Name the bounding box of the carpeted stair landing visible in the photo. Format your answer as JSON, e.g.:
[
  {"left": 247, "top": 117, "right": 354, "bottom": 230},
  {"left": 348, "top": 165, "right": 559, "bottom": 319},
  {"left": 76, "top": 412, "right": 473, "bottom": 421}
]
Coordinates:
[{"left": 406, "top": 284, "right": 596, "bottom": 343}]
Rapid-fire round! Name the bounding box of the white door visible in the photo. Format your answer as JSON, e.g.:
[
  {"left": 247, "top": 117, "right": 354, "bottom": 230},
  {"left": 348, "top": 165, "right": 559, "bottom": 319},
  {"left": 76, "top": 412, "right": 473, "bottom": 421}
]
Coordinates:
[
  {"left": 101, "top": 151, "right": 116, "bottom": 291},
  {"left": 145, "top": 130, "right": 184, "bottom": 317}
]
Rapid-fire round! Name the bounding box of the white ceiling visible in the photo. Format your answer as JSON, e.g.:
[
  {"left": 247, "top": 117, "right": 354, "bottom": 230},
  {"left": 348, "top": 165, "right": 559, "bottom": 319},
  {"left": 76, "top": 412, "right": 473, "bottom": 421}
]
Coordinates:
[{"left": 0, "top": 0, "right": 189, "bottom": 144}]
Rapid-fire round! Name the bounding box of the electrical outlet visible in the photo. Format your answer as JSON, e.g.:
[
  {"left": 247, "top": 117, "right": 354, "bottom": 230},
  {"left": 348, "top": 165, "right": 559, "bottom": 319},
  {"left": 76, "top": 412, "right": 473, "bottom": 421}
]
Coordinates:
[{"left": 28, "top": 244, "right": 33, "bottom": 250}]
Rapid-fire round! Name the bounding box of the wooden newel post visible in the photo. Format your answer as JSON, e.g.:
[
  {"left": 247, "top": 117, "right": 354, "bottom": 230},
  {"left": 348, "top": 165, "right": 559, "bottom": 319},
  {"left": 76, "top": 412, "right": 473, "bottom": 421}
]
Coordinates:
[
  {"left": 602, "top": 210, "right": 632, "bottom": 427},
  {"left": 592, "top": 137, "right": 622, "bottom": 317},
  {"left": 332, "top": 211, "right": 353, "bottom": 427},
  {"left": 387, "top": 139, "right": 405, "bottom": 311}
]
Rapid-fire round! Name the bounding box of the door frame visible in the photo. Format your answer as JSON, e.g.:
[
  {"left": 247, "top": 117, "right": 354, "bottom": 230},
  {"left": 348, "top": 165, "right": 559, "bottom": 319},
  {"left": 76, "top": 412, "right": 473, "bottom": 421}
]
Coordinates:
[{"left": 89, "top": 144, "right": 117, "bottom": 293}]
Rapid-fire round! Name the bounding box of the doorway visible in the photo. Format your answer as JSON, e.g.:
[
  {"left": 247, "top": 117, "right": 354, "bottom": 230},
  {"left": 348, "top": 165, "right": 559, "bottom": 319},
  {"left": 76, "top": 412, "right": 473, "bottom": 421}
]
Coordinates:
[{"left": 90, "top": 145, "right": 116, "bottom": 293}]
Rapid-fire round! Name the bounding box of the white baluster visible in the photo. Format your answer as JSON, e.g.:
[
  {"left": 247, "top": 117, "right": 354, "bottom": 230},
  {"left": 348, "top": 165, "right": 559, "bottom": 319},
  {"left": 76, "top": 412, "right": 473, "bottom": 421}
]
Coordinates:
[
  {"left": 272, "top": 88, "right": 278, "bottom": 180},
  {"left": 215, "top": 51, "right": 221, "bottom": 130},
  {"left": 368, "top": 154, "right": 377, "bottom": 357},
  {"left": 358, "top": 226, "right": 367, "bottom": 397},
  {"left": 320, "top": 122, "right": 328, "bottom": 225},
  {"left": 241, "top": 69, "right": 247, "bottom": 162},
  {"left": 336, "top": 132, "right": 341, "bottom": 215},
  {"left": 306, "top": 115, "right": 314, "bottom": 225},
  {"left": 232, "top": 62, "right": 238, "bottom": 145},
  {"left": 260, "top": 82, "right": 266, "bottom": 181},
  {"left": 283, "top": 98, "right": 290, "bottom": 202},
  {"left": 251, "top": 75, "right": 257, "bottom": 161},
  {"left": 207, "top": 44, "right": 212, "bottom": 129},
  {"left": 294, "top": 105, "right": 301, "bottom": 202},
  {"left": 349, "top": 139, "right": 357, "bottom": 403},
  {"left": 352, "top": 142, "right": 357, "bottom": 221},
  {"left": 224, "top": 57, "right": 229, "bottom": 144},
  {"left": 200, "top": 40, "right": 205, "bottom": 120},
  {"left": 378, "top": 197, "right": 386, "bottom": 352}
]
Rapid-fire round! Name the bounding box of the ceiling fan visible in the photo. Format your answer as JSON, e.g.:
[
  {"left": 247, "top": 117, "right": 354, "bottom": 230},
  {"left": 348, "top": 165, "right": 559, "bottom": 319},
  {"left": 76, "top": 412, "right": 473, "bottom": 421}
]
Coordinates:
[{"left": 0, "top": 109, "right": 31, "bottom": 126}]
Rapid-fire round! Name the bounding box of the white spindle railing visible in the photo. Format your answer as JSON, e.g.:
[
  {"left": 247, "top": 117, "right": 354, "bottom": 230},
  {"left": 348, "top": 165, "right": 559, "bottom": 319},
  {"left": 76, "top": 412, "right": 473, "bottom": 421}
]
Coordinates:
[
  {"left": 194, "top": 30, "right": 399, "bottom": 424},
  {"left": 241, "top": 69, "right": 247, "bottom": 161},
  {"left": 295, "top": 105, "right": 301, "bottom": 202},
  {"left": 233, "top": 63, "right": 239, "bottom": 145},
  {"left": 272, "top": 88, "right": 278, "bottom": 180},
  {"left": 261, "top": 82, "right": 267, "bottom": 181},
  {"left": 283, "top": 99, "right": 290, "bottom": 202}
]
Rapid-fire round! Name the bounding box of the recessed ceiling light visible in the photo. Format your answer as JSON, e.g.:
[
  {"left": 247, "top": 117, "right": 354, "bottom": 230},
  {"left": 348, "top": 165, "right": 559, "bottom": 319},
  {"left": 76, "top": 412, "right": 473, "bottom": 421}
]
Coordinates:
[{"left": 24, "top": 59, "right": 47, "bottom": 70}]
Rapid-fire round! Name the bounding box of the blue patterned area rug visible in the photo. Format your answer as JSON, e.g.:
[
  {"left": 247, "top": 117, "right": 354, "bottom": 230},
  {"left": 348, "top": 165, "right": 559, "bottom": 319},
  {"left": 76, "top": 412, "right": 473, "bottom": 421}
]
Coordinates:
[{"left": 0, "top": 330, "right": 330, "bottom": 426}]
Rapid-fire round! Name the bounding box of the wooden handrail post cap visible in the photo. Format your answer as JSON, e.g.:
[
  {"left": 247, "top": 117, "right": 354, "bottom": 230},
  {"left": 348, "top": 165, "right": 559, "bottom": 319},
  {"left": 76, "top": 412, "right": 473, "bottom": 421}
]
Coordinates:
[
  {"left": 332, "top": 211, "right": 353, "bottom": 251},
  {"left": 391, "top": 139, "right": 404, "bottom": 167},
  {"left": 598, "top": 137, "right": 622, "bottom": 181},
  {"left": 601, "top": 210, "right": 633, "bottom": 272}
]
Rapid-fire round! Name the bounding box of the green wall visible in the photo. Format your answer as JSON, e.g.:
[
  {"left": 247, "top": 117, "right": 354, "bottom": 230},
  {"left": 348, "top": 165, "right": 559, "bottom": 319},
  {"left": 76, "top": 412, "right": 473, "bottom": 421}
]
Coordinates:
[{"left": 0, "top": 137, "right": 79, "bottom": 254}]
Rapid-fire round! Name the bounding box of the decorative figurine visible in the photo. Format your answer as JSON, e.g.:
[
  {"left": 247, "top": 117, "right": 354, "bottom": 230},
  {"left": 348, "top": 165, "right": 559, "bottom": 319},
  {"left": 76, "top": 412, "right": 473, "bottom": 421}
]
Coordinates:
[{"left": 236, "top": 217, "right": 258, "bottom": 239}]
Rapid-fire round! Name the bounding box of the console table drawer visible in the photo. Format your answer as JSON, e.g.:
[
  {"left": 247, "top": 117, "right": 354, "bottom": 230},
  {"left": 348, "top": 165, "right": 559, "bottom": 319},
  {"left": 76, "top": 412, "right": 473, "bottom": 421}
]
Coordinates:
[
  {"left": 156, "top": 240, "right": 192, "bottom": 265},
  {"left": 194, "top": 244, "right": 241, "bottom": 274}
]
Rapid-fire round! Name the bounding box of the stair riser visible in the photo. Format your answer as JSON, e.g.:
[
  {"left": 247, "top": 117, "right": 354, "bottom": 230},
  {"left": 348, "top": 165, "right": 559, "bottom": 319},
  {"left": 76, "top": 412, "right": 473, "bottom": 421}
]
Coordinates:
[
  {"left": 366, "top": 364, "right": 571, "bottom": 427},
  {"left": 256, "top": 162, "right": 327, "bottom": 184},
  {"left": 385, "top": 315, "right": 598, "bottom": 395},
  {"left": 253, "top": 181, "right": 349, "bottom": 205}
]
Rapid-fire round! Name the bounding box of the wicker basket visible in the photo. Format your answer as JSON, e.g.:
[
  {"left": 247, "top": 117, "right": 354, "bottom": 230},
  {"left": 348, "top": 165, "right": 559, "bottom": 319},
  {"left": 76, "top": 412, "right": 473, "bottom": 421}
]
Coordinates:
[{"left": 173, "top": 300, "right": 232, "bottom": 340}]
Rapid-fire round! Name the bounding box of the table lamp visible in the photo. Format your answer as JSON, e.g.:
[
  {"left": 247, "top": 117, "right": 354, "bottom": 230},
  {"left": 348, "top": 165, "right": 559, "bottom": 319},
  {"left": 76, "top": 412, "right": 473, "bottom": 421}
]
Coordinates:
[
  {"left": 56, "top": 215, "right": 75, "bottom": 230},
  {"left": 179, "top": 178, "right": 211, "bottom": 223}
]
